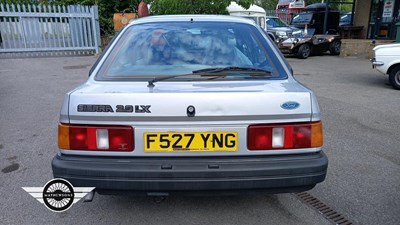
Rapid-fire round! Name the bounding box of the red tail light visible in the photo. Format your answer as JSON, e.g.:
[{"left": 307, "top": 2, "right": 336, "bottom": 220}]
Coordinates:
[
  {"left": 247, "top": 122, "right": 323, "bottom": 150},
  {"left": 59, "top": 124, "right": 134, "bottom": 151}
]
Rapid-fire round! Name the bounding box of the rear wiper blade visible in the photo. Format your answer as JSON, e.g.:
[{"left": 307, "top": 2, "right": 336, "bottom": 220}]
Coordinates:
[
  {"left": 192, "top": 66, "right": 272, "bottom": 74},
  {"left": 147, "top": 67, "right": 272, "bottom": 87},
  {"left": 147, "top": 74, "right": 196, "bottom": 87}
]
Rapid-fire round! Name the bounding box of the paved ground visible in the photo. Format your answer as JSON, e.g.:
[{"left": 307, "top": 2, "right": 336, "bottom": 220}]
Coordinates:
[
  {"left": 289, "top": 55, "right": 400, "bottom": 225},
  {"left": 0, "top": 55, "right": 399, "bottom": 225}
]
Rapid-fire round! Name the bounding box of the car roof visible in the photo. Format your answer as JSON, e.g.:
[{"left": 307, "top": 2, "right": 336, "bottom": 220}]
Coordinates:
[{"left": 128, "top": 14, "right": 257, "bottom": 27}]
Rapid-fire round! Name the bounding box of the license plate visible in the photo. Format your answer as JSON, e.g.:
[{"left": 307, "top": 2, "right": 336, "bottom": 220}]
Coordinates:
[{"left": 144, "top": 132, "right": 238, "bottom": 152}]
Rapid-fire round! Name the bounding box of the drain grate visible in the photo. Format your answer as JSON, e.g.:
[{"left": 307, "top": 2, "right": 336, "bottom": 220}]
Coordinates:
[{"left": 294, "top": 192, "right": 354, "bottom": 225}]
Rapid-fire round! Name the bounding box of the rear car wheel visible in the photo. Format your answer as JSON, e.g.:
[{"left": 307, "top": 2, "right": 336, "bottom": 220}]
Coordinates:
[
  {"left": 389, "top": 65, "right": 400, "bottom": 90},
  {"left": 297, "top": 44, "right": 311, "bottom": 59},
  {"left": 329, "top": 40, "right": 341, "bottom": 55}
]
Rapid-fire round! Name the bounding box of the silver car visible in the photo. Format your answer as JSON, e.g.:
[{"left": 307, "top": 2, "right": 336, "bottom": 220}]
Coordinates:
[
  {"left": 266, "top": 16, "right": 299, "bottom": 43},
  {"left": 53, "top": 15, "right": 327, "bottom": 196}
]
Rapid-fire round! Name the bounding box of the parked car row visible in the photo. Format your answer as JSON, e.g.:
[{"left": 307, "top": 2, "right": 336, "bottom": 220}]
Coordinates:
[
  {"left": 265, "top": 3, "right": 342, "bottom": 59},
  {"left": 264, "top": 5, "right": 399, "bottom": 90},
  {"left": 228, "top": 3, "right": 345, "bottom": 59}
]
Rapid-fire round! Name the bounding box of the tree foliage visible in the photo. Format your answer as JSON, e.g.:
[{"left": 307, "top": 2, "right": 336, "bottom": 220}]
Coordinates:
[
  {"left": 255, "top": 0, "right": 277, "bottom": 10},
  {"left": 148, "top": 0, "right": 254, "bottom": 15}
]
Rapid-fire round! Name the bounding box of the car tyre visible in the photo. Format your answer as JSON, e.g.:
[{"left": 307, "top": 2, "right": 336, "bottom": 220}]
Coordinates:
[
  {"left": 329, "top": 40, "right": 341, "bottom": 55},
  {"left": 297, "top": 44, "right": 311, "bottom": 59},
  {"left": 389, "top": 65, "right": 400, "bottom": 90}
]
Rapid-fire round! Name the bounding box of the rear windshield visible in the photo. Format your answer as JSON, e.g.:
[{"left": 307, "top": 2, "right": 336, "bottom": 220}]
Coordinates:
[
  {"left": 96, "top": 21, "right": 287, "bottom": 80},
  {"left": 267, "top": 17, "right": 288, "bottom": 28},
  {"left": 292, "top": 13, "right": 312, "bottom": 24}
]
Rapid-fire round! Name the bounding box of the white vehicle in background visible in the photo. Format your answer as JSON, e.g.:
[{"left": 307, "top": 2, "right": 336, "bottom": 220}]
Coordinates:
[
  {"left": 227, "top": 1, "right": 266, "bottom": 30},
  {"left": 371, "top": 43, "right": 400, "bottom": 90}
]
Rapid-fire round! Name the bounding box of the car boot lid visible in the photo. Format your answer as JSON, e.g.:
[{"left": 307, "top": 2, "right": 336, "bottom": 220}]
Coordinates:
[{"left": 62, "top": 81, "right": 316, "bottom": 124}]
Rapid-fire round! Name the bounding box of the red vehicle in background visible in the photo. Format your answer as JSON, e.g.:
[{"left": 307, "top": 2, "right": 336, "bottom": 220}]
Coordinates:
[{"left": 276, "top": 0, "right": 306, "bottom": 22}]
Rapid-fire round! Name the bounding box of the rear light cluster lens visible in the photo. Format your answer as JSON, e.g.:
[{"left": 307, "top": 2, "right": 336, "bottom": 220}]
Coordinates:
[
  {"left": 58, "top": 124, "right": 134, "bottom": 151},
  {"left": 247, "top": 121, "right": 323, "bottom": 150}
]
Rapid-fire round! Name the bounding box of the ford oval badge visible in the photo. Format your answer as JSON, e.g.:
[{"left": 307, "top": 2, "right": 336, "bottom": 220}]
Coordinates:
[{"left": 281, "top": 102, "right": 300, "bottom": 110}]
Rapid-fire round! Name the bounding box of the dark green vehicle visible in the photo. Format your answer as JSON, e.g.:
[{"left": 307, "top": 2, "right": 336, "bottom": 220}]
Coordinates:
[{"left": 290, "top": 3, "right": 340, "bottom": 35}]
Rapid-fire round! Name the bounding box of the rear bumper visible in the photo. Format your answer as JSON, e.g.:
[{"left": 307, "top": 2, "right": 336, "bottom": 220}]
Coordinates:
[{"left": 52, "top": 152, "right": 328, "bottom": 194}]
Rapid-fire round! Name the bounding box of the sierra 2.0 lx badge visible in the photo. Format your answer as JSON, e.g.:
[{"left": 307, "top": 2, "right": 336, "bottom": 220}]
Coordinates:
[{"left": 77, "top": 104, "right": 151, "bottom": 113}]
